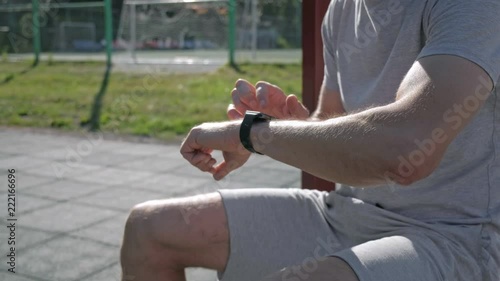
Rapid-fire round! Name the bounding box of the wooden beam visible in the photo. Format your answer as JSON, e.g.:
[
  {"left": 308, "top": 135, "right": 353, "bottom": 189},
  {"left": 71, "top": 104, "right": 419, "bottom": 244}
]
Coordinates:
[{"left": 301, "top": 0, "right": 335, "bottom": 192}]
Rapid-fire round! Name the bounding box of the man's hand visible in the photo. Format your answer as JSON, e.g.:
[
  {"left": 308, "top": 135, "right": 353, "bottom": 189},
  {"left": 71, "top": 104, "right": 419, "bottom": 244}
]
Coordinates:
[
  {"left": 180, "top": 121, "right": 251, "bottom": 181},
  {"left": 227, "top": 79, "right": 310, "bottom": 120}
]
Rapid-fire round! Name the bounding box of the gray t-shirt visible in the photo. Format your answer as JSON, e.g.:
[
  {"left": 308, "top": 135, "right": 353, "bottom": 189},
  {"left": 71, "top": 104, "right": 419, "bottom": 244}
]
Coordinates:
[{"left": 322, "top": 0, "right": 500, "bottom": 258}]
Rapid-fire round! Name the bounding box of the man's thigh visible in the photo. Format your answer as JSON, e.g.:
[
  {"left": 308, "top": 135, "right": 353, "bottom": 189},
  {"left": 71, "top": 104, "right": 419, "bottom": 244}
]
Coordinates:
[
  {"left": 123, "top": 192, "right": 230, "bottom": 271},
  {"left": 333, "top": 233, "right": 483, "bottom": 281},
  {"left": 218, "top": 188, "right": 344, "bottom": 281}
]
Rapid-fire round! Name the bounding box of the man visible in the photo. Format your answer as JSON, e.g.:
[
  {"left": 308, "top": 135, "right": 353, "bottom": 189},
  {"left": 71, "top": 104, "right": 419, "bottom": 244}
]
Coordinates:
[{"left": 121, "top": 0, "right": 500, "bottom": 280}]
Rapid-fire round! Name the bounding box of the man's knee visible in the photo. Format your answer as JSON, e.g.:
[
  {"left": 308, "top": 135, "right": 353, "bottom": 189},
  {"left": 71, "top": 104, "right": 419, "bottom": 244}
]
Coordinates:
[
  {"left": 121, "top": 199, "right": 179, "bottom": 266},
  {"left": 121, "top": 194, "right": 227, "bottom": 254},
  {"left": 121, "top": 193, "right": 229, "bottom": 271}
]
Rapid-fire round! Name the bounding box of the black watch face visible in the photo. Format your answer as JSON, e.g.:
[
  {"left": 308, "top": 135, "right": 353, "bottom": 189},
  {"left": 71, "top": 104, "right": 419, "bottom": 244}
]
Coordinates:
[{"left": 246, "top": 111, "right": 272, "bottom": 120}]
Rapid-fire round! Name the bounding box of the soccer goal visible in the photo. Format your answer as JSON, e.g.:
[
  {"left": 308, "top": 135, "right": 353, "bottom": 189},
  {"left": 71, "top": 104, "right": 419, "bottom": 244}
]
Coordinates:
[
  {"left": 59, "top": 22, "right": 98, "bottom": 52},
  {"left": 116, "top": 0, "right": 302, "bottom": 65},
  {"left": 117, "top": 0, "right": 232, "bottom": 64}
]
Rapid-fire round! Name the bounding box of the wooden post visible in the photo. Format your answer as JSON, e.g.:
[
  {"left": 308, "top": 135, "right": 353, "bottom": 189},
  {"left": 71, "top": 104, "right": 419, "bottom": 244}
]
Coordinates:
[{"left": 301, "top": 0, "right": 335, "bottom": 191}]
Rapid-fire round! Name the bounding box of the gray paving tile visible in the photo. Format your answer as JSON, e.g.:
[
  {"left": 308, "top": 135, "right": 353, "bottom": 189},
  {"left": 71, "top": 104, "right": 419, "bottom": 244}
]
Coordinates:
[
  {"left": 71, "top": 213, "right": 129, "bottom": 246},
  {"left": 0, "top": 173, "right": 53, "bottom": 194},
  {"left": 73, "top": 167, "right": 154, "bottom": 186},
  {"left": 0, "top": 155, "right": 51, "bottom": 171},
  {"left": 0, "top": 128, "right": 307, "bottom": 281},
  {"left": 18, "top": 194, "right": 58, "bottom": 214},
  {"left": 111, "top": 143, "right": 171, "bottom": 156},
  {"left": 0, "top": 143, "right": 55, "bottom": 155},
  {"left": 80, "top": 152, "right": 141, "bottom": 167},
  {"left": 17, "top": 174, "right": 55, "bottom": 190},
  {"left": 0, "top": 226, "right": 57, "bottom": 254},
  {"left": 0, "top": 139, "right": 20, "bottom": 149},
  {"left": 0, "top": 193, "right": 56, "bottom": 217},
  {"left": 155, "top": 146, "right": 184, "bottom": 158},
  {"left": 82, "top": 141, "right": 132, "bottom": 153},
  {"left": 19, "top": 202, "right": 118, "bottom": 232},
  {"left": 129, "top": 173, "right": 213, "bottom": 195},
  {"left": 171, "top": 164, "right": 218, "bottom": 178},
  {"left": 76, "top": 187, "right": 166, "bottom": 211},
  {"left": 81, "top": 263, "right": 121, "bottom": 281},
  {"left": 26, "top": 134, "right": 78, "bottom": 144},
  {"left": 30, "top": 147, "right": 80, "bottom": 161},
  {"left": 113, "top": 155, "right": 184, "bottom": 172},
  {"left": 24, "top": 162, "right": 102, "bottom": 180},
  {"left": 10, "top": 236, "right": 118, "bottom": 281},
  {"left": 29, "top": 136, "right": 108, "bottom": 161},
  {"left": 21, "top": 180, "right": 106, "bottom": 201},
  {"left": 0, "top": 152, "right": 13, "bottom": 159},
  {"left": 31, "top": 138, "right": 67, "bottom": 147},
  {"left": 0, "top": 272, "right": 38, "bottom": 281},
  {"left": 233, "top": 167, "right": 301, "bottom": 187}
]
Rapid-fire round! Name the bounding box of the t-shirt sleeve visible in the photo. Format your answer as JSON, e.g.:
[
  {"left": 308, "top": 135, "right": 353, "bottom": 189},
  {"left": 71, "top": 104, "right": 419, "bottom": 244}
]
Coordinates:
[
  {"left": 322, "top": 3, "right": 340, "bottom": 91},
  {"left": 417, "top": 0, "right": 500, "bottom": 85}
]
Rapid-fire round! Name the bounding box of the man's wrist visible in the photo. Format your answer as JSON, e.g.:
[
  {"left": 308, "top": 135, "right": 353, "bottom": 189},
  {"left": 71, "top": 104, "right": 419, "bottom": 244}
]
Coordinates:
[
  {"left": 239, "top": 111, "right": 273, "bottom": 154},
  {"left": 249, "top": 121, "right": 272, "bottom": 155}
]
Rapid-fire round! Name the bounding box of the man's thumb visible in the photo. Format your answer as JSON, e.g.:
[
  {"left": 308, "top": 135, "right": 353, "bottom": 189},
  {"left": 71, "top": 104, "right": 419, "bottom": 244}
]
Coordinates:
[
  {"left": 227, "top": 104, "right": 244, "bottom": 120},
  {"left": 213, "top": 160, "right": 239, "bottom": 181},
  {"left": 286, "top": 95, "right": 309, "bottom": 118}
]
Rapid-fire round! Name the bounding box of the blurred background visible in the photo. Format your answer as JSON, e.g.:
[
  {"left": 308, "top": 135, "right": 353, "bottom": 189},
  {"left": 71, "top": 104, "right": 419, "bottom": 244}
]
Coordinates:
[
  {"left": 0, "top": 0, "right": 303, "bottom": 138},
  {"left": 1, "top": 0, "right": 302, "bottom": 59},
  {"left": 0, "top": 0, "right": 305, "bottom": 280}
]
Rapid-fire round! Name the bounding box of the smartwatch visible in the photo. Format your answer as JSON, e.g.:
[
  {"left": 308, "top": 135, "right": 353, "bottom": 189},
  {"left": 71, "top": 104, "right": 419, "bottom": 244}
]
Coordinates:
[{"left": 239, "top": 111, "right": 273, "bottom": 154}]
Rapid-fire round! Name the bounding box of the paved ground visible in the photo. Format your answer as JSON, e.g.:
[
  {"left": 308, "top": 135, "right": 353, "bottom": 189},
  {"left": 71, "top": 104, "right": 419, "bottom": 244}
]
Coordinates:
[{"left": 0, "top": 128, "right": 301, "bottom": 281}]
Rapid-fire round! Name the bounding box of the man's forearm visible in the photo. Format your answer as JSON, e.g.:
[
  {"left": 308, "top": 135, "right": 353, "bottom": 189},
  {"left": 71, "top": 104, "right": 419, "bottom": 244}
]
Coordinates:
[
  {"left": 249, "top": 56, "right": 493, "bottom": 187},
  {"left": 250, "top": 105, "right": 431, "bottom": 187},
  {"left": 187, "top": 56, "right": 491, "bottom": 184}
]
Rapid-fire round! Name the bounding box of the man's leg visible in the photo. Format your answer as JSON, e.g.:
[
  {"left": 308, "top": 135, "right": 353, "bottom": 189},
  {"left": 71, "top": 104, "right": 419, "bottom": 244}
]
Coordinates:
[{"left": 120, "top": 192, "right": 229, "bottom": 281}]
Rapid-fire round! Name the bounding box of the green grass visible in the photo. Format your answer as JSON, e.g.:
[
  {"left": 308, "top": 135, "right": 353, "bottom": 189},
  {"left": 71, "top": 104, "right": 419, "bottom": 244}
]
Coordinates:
[{"left": 0, "top": 61, "right": 302, "bottom": 140}]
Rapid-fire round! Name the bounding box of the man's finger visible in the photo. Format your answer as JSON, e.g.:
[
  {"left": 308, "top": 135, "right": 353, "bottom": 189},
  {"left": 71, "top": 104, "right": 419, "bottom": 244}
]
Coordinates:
[
  {"left": 213, "top": 160, "right": 240, "bottom": 181},
  {"left": 235, "top": 79, "right": 258, "bottom": 109},
  {"left": 227, "top": 104, "right": 244, "bottom": 120},
  {"left": 232, "top": 88, "right": 253, "bottom": 114},
  {"left": 191, "top": 152, "right": 212, "bottom": 166},
  {"left": 180, "top": 134, "right": 200, "bottom": 161},
  {"left": 201, "top": 147, "right": 213, "bottom": 154},
  {"left": 197, "top": 157, "right": 217, "bottom": 173},
  {"left": 255, "top": 81, "right": 287, "bottom": 111},
  {"left": 286, "top": 94, "right": 310, "bottom": 119}
]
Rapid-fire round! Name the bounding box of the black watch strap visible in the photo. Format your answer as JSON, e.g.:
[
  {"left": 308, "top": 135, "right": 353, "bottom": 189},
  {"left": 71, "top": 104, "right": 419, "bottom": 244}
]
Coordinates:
[{"left": 240, "top": 111, "right": 273, "bottom": 154}]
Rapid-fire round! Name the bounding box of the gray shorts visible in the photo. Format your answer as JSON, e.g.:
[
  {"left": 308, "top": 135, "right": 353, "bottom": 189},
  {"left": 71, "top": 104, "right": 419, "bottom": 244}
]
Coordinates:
[{"left": 217, "top": 188, "right": 490, "bottom": 281}]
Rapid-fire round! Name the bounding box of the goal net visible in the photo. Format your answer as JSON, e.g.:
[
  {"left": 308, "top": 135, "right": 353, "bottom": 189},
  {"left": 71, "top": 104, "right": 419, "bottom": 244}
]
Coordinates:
[
  {"left": 59, "top": 22, "right": 98, "bottom": 52},
  {"left": 117, "top": 0, "right": 229, "bottom": 64},
  {"left": 116, "top": 0, "right": 302, "bottom": 65},
  {"left": 0, "top": 1, "right": 107, "bottom": 61}
]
